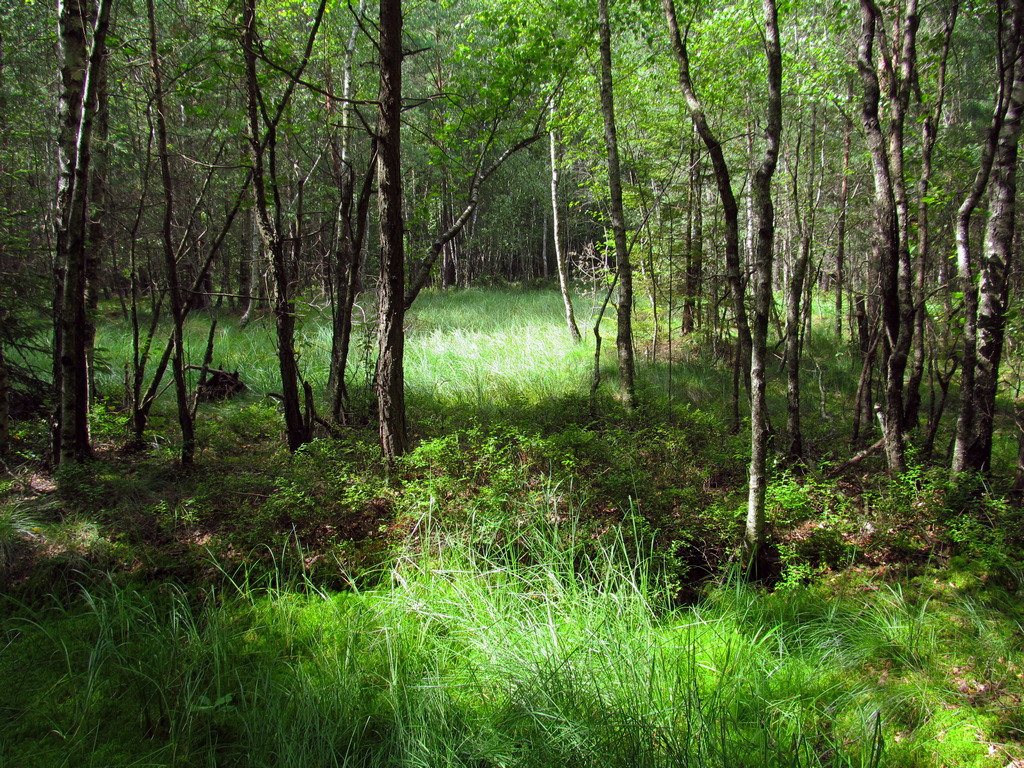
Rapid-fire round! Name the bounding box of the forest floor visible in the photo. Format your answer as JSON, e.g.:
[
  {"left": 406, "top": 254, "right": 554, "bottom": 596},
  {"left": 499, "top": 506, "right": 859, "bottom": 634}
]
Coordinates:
[{"left": 1, "top": 287, "right": 1023, "bottom": 767}]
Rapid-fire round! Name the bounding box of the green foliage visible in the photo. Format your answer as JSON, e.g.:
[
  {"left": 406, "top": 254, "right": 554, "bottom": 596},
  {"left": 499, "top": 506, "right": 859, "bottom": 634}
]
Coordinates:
[
  {"left": 767, "top": 471, "right": 822, "bottom": 526},
  {"left": 90, "top": 398, "right": 130, "bottom": 447},
  {"left": 943, "top": 477, "right": 1024, "bottom": 585},
  {"left": 55, "top": 460, "right": 111, "bottom": 512}
]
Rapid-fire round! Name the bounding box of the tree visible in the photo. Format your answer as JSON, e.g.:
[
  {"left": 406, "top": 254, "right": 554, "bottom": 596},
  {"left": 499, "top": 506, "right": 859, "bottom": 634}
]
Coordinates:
[
  {"left": 54, "top": 0, "right": 113, "bottom": 465},
  {"left": 549, "top": 106, "right": 582, "bottom": 343},
  {"left": 663, "top": 0, "right": 752, "bottom": 430},
  {"left": 0, "top": 335, "right": 7, "bottom": 455},
  {"left": 681, "top": 141, "right": 703, "bottom": 336},
  {"left": 953, "top": 0, "right": 1024, "bottom": 474},
  {"left": 147, "top": 0, "right": 195, "bottom": 465},
  {"left": 0, "top": 3, "right": 54, "bottom": 456},
  {"left": 781, "top": 106, "right": 819, "bottom": 464},
  {"left": 855, "top": 0, "right": 919, "bottom": 474},
  {"left": 242, "top": 0, "right": 327, "bottom": 452},
  {"left": 597, "top": 0, "right": 636, "bottom": 411},
  {"left": 904, "top": 2, "right": 958, "bottom": 430},
  {"left": 743, "top": 0, "right": 782, "bottom": 568},
  {"left": 376, "top": 0, "right": 408, "bottom": 461},
  {"left": 402, "top": 132, "right": 543, "bottom": 310},
  {"left": 327, "top": 147, "right": 376, "bottom": 424},
  {"left": 326, "top": 1, "right": 375, "bottom": 424},
  {"left": 664, "top": 0, "right": 780, "bottom": 565}
]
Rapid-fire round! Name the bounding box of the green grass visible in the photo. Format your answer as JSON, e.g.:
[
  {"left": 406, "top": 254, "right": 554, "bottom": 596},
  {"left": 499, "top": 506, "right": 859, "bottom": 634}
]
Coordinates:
[
  {"left": 2, "top": 516, "right": 1021, "bottom": 767},
  {"left": 92, "top": 287, "right": 605, "bottom": 436},
  {"left": 85, "top": 285, "right": 880, "bottom": 455},
  {"left": 5, "top": 286, "right": 1024, "bottom": 767},
  {"left": 403, "top": 288, "right": 600, "bottom": 425}
]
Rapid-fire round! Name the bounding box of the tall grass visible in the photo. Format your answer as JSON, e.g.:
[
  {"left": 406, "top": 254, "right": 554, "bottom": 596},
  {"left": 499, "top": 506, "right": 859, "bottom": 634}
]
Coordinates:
[
  {"left": 403, "top": 288, "right": 596, "bottom": 423},
  {"left": 9, "top": 287, "right": 1024, "bottom": 768},
  {"left": 3, "top": 500, "right": 1018, "bottom": 767}
]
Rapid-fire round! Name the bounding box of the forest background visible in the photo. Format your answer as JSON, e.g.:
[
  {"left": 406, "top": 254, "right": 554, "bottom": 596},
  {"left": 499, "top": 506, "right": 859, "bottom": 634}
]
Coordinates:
[{"left": 4, "top": 0, "right": 1024, "bottom": 764}]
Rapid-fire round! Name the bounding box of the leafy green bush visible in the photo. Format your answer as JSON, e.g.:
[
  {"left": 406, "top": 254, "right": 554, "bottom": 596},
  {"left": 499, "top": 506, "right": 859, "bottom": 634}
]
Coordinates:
[{"left": 945, "top": 489, "right": 1024, "bottom": 586}]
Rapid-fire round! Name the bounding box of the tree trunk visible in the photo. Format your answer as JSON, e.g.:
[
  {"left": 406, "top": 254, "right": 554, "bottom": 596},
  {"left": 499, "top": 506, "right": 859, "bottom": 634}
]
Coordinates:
[
  {"left": 0, "top": 337, "right": 8, "bottom": 455},
  {"left": 238, "top": 209, "right": 257, "bottom": 327},
  {"left": 376, "top": 0, "right": 408, "bottom": 461},
  {"left": 242, "top": 0, "right": 325, "bottom": 452},
  {"left": 84, "top": 37, "right": 108, "bottom": 409},
  {"left": 834, "top": 117, "right": 851, "bottom": 341},
  {"left": 905, "top": 4, "right": 957, "bottom": 430},
  {"left": 129, "top": 180, "right": 250, "bottom": 444},
  {"left": 682, "top": 143, "right": 703, "bottom": 336},
  {"left": 663, "top": 0, "right": 751, "bottom": 392},
  {"left": 966, "top": 39, "right": 1024, "bottom": 472},
  {"left": 549, "top": 113, "right": 581, "bottom": 344},
  {"left": 783, "top": 109, "right": 817, "bottom": 465},
  {"left": 55, "top": 0, "right": 112, "bottom": 465},
  {"left": 597, "top": 0, "right": 636, "bottom": 411},
  {"left": 1014, "top": 398, "right": 1024, "bottom": 493},
  {"left": 403, "top": 134, "right": 540, "bottom": 311},
  {"left": 52, "top": 0, "right": 85, "bottom": 464},
  {"left": 328, "top": 149, "right": 375, "bottom": 423},
  {"left": 148, "top": 0, "right": 195, "bottom": 465},
  {"left": 856, "top": 0, "right": 919, "bottom": 474},
  {"left": 852, "top": 294, "right": 877, "bottom": 444},
  {"left": 953, "top": 0, "right": 1022, "bottom": 475},
  {"left": 743, "top": 0, "right": 782, "bottom": 570}
]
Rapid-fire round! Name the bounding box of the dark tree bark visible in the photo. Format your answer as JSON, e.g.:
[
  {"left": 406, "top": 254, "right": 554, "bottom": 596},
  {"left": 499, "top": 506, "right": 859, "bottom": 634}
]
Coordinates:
[
  {"left": 147, "top": 0, "right": 194, "bottom": 465},
  {"left": 52, "top": 0, "right": 87, "bottom": 463},
  {"left": 326, "top": 3, "right": 372, "bottom": 423},
  {"left": 376, "top": 0, "right": 408, "bottom": 461},
  {"left": 664, "top": 0, "right": 751, "bottom": 426},
  {"left": 597, "top": 0, "right": 636, "bottom": 411},
  {"left": 54, "top": 0, "right": 112, "bottom": 465},
  {"left": 328, "top": 149, "right": 375, "bottom": 423},
  {"left": 242, "top": 0, "right": 326, "bottom": 452}
]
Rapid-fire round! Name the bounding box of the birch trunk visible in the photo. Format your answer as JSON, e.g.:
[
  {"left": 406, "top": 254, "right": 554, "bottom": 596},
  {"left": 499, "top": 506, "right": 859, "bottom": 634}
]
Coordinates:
[
  {"left": 744, "top": 0, "right": 782, "bottom": 569},
  {"left": 549, "top": 113, "right": 581, "bottom": 343}
]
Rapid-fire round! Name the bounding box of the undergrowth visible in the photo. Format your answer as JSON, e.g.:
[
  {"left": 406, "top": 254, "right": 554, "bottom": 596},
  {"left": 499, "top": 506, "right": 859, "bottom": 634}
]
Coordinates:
[{"left": 3, "top": 287, "right": 1024, "bottom": 767}]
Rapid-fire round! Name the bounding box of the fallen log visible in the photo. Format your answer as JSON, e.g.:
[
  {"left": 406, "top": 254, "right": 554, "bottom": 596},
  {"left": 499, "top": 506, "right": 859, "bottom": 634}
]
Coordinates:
[
  {"left": 827, "top": 438, "right": 884, "bottom": 478},
  {"left": 186, "top": 365, "right": 247, "bottom": 400}
]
